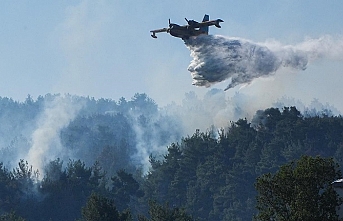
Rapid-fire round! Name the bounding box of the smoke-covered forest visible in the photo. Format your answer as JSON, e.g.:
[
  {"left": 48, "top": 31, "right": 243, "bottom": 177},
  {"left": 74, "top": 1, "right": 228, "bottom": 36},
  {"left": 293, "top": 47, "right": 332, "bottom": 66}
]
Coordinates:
[{"left": 1, "top": 92, "right": 343, "bottom": 220}]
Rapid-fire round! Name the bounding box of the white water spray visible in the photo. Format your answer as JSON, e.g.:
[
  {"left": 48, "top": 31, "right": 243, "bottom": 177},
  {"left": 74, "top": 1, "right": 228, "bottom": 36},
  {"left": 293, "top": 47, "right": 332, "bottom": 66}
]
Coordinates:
[{"left": 185, "top": 35, "right": 343, "bottom": 90}]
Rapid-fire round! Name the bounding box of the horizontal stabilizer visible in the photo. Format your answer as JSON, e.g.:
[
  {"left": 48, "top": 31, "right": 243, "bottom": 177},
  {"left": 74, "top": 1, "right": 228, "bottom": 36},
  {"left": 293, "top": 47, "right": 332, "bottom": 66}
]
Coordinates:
[{"left": 215, "top": 19, "right": 224, "bottom": 28}]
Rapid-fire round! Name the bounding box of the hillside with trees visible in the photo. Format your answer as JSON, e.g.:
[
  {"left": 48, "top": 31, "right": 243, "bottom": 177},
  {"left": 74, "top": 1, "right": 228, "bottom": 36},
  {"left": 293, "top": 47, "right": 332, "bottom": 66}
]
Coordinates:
[
  {"left": 0, "top": 94, "right": 343, "bottom": 220},
  {"left": 255, "top": 156, "right": 341, "bottom": 221}
]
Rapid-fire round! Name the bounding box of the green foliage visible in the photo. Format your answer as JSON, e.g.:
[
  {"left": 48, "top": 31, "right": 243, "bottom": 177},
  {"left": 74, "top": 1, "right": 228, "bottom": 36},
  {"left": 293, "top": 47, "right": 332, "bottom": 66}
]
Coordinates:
[
  {"left": 3, "top": 104, "right": 343, "bottom": 220},
  {"left": 0, "top": 211, "right": 26, "bottom": 221},
  {"left": 141, "top": 107, "right": 343, "bottom": 220},
  {"left": 138, "top": 201, "right": 194, "bottom": 221},
  {"left": 81, "top": 193, "right": 131, "bottom": 221},
  {"left": 111, "top": 170, "right": 143, "bottom": 211},
  {"left": 11, "top": 159, "right": 39, "bottom": 183},
  {"left": 0, "top": 163, "right": 16, "bottom": 212},
  {"left": 255, "top": 156, "right": 342, "bottom": 221},
  {"left": 38, "top": 160, "right": 108, "bottom": 221}
]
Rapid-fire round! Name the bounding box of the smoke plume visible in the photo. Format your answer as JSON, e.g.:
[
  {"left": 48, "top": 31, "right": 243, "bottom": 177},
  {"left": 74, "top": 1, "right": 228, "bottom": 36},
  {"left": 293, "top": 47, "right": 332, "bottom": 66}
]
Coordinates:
[
  {"left": 25, "top": 95, "right": 83, "bottom": 174},
  {"left": 185, "top": 35, "right": 343, "bottom": 90}
]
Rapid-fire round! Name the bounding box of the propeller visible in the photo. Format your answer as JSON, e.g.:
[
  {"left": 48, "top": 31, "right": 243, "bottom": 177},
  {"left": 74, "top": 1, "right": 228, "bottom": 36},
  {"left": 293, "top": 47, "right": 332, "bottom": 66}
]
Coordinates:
[{"left": 168, "top": 19, "right": 174, "bottom": 30}]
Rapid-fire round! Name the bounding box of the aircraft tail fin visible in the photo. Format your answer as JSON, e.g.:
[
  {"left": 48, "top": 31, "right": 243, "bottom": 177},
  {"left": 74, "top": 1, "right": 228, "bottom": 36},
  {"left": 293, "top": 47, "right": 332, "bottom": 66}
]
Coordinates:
[
  {"left": 202, "top": 14, "right": 209, "bottom": 22},
  {"left": 200, "top": 14, "right": 209, "bottom": 34}
]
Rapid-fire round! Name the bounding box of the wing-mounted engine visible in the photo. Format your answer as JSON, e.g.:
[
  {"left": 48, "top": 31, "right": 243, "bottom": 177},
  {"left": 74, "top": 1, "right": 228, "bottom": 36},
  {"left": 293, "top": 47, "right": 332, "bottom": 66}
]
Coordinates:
[{"left": 185, "top": 18, "right": 199, "bottom": 28}]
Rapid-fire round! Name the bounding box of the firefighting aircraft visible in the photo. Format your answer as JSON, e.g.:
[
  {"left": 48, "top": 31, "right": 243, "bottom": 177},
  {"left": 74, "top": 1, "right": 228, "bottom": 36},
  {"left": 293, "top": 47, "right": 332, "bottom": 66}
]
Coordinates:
[{"left": 150, "top": 14, "right": 223, "bottom": 40}]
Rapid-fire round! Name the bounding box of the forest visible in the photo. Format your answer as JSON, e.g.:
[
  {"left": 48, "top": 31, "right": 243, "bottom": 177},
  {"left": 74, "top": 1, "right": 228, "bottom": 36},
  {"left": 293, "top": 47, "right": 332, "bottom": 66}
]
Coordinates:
[{"left": 0, "top": 92, "right": 343, "bottom": 220}]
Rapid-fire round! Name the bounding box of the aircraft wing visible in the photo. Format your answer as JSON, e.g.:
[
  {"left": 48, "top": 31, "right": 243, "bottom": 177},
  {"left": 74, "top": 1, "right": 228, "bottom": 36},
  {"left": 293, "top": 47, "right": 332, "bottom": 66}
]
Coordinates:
[
  {"left": 150, "top": 28, "right": 169, "bottom": 33},
  {"left": 150, "top": 28, "right": 169, "bottom": 38}
]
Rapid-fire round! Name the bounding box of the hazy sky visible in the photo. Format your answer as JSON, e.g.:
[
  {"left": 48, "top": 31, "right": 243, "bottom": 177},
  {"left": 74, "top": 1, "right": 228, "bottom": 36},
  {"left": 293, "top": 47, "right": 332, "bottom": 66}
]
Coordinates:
[{"left": 1, "top": 0, "right": 343, "bottom": 110}]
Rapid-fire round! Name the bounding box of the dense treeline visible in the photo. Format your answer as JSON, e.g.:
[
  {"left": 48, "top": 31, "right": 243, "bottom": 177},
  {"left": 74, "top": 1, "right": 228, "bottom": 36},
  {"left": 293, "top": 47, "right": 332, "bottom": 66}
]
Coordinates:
[
  {"left": 1, "top": 94, "right": 343, "bottom": 220},
  {"left": 143, "top": 106, "right": 343, "bottom": 220}
]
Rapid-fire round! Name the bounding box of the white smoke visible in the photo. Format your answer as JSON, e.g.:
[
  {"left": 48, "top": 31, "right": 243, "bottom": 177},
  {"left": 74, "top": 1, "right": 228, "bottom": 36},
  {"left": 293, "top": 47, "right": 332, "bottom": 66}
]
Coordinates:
[
  {"left": 25, "top": 95, "right": 83, "bottom": 175},
  {"left": 129, "top": 110, "right": 181, "bottom": 174},
  {"left": 185, "top": 35, "right": 343, "bottom": 90}
]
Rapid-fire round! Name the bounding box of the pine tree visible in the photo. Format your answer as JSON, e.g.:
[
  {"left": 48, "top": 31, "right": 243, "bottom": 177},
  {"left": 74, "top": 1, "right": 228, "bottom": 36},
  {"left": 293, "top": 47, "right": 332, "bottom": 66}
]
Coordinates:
[{"left": 255, "top": 156, "right": 342, "bottom": 221}]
